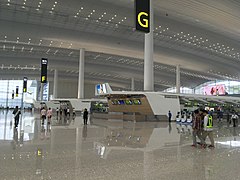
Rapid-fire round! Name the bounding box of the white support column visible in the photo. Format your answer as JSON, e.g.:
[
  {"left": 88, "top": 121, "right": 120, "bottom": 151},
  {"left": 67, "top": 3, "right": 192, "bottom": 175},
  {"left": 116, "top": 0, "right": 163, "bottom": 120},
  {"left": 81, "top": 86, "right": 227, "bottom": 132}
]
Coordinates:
[
  {"left": 176, "top": 65, "right": 181, "bottom": 94},
  {"left": 78, "top": 49, "right": 85, "bottom": 99},
  {"left": 144, "top": 0, "right": 154, "bottom": 91},
  {"left": 53, "top": 69, "right": 58, "bottom": 99},
  {"left": 131, "top": 77, "right": 135, "bottom": 91}
]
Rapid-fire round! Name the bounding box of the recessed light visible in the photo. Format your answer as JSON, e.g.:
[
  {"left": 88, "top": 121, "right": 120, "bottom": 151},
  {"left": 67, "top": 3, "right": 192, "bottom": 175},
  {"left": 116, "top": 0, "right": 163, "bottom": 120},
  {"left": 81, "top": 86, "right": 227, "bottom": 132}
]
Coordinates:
[{"left": 55, "top": 1, "right": 58, "bottom": 4}]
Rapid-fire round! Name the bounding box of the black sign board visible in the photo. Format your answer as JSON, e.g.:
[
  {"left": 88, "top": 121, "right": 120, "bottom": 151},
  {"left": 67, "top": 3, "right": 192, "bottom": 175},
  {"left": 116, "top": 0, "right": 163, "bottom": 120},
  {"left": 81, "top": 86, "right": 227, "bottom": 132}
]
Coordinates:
[
  {"left": 16, "top": 86, "right": 19, "bottom": 97},
  {"left": 41, "top": 58, "right": 48, "bottom": 83},
  {"left": 135, "top": 0, "right": 150, "bottom": 33},
  {"left": 23, "top": 77, "right": 28, "bottom": 93}
]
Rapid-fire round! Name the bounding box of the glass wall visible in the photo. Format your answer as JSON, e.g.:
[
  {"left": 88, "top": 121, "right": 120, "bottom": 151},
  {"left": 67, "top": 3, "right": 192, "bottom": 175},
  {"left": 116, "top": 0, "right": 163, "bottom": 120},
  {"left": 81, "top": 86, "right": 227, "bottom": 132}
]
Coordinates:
[{"left": 0, "top": 80, "right": 38, "bottom": 108}]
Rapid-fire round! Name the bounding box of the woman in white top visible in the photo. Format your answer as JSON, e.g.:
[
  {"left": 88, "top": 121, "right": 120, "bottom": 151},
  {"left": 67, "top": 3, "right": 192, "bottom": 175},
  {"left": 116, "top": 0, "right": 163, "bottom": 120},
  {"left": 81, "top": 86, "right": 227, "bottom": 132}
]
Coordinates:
[
  {"left": 41, "top": 107, "right": 47, "bottom": 124},
  {"left": 47, "top": 108, "right": 53, "bottom": 124}
]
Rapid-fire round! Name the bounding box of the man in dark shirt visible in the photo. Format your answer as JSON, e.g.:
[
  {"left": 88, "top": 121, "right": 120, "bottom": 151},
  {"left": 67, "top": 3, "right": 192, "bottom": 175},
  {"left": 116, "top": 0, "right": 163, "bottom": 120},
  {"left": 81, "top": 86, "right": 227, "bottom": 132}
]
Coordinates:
[
  {"left": 192, "top": 109, "right": 205, "bottom": 147},
  {"left": 13, "top": 106, "right": 21, "bottom": 128},
  {"left": 83, "top": 108, "right": 88, "bottom": 125}
]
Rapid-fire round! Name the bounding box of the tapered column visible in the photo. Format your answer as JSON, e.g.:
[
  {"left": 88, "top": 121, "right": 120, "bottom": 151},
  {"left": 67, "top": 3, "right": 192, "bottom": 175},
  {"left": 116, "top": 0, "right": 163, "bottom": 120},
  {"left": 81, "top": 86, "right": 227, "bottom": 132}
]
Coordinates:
[
  {"left": 144, "top": 0, "right": 154, "bottom": 91},
  {"left": 78, "top": 49, "right": 85, "bottom": 99},
  {"left": 176, "top": 65, "right": 181, "bottom": 94},
  {"left": 53, "top": 69, "right": 58, "bottom": 99}
]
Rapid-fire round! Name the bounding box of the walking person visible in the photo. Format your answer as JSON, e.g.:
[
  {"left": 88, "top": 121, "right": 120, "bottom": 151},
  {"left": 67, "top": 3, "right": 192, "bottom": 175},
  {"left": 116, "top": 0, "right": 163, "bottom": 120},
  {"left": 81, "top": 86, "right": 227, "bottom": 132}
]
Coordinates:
[
  {"left": 56, "top": 107, "right": 59, "bottom": 118},
  {"left": 168, "top": 110, "right": 172, "bottom": 122},
  {"left": 83, "top": 108, "right": 88, "bottom": 125},
  {"left": 13, "top": 106, "right": 21, "bottom": 128},
  {"left": 191, "top": 109, "right": 205, "bottom": 147},
  {"left": 41, "top": 107, "right": 47, "bottom": 125},
  {"left": 202, "top": 110, "right": 215, "bottom": 148},
  {"left": 231, "top": 112, "right": 239, "bottom": 127},
  {"left": 47, "top": 108, "right": 53, "bottom": 124},
  {"left": 60, "top": 107, "right": 63, "bottom": 117}
]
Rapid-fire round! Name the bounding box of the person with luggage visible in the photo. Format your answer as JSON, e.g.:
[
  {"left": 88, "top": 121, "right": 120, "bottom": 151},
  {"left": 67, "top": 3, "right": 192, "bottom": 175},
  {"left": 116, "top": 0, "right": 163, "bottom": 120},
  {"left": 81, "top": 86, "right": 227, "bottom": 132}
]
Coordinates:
[{"left": 13, "top": 106, "right": 21, "bottom": 128}]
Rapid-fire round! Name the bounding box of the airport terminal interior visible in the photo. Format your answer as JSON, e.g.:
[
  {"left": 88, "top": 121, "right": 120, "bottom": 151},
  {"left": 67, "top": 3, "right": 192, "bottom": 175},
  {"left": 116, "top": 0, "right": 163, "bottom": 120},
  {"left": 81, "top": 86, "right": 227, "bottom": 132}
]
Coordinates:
[{"left": 1, "top": 0, "right": 240, "bottom": 179}]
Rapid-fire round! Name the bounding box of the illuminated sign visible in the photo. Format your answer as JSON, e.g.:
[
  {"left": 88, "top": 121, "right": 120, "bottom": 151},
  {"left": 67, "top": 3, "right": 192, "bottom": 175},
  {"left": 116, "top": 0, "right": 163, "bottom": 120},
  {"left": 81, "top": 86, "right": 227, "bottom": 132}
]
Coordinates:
[
  {"left": 23, "top": 77, "right": 28, "bottom": 93},
  {"left": 16, "top": 86, "right": 19, "bottom": 97},
  {"left": 41, "top": 58, "right": 48, "bottom": 83},
  {"left": 96, "top": 84, "right": 107, "bottom": 94},
  {"left": 204, "top": 84, "right": 226, "bottom": 96},
  {"left": 135, "top": 0, "right": 150, "bottom": 33}
]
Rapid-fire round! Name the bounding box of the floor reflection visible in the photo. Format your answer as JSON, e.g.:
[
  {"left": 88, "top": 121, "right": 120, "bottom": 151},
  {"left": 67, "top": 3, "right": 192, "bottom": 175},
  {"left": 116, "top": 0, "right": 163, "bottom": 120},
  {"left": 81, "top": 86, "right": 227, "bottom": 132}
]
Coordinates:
[{"left": 0, "top": 109, "right": 240, "bottom": 179}]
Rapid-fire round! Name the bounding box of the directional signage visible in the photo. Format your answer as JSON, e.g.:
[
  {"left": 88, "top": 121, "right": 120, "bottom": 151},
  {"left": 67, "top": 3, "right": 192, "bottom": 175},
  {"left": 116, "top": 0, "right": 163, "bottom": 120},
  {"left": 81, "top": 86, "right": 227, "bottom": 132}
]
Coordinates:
[
  {"left": 23, "top": 77, "right": 28, "bottom": 93},
  {"left": 41, "top": 58, "right": 48, "bottom": 83},
  {"left": 135, "top": 0, "right": 150, "bottom": 33}
]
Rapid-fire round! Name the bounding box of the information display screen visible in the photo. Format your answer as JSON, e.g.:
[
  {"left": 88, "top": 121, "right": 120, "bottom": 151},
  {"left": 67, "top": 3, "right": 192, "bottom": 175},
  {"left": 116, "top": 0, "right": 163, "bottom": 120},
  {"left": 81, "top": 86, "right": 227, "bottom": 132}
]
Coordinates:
[
  {"left": 125, "top": 100, "right": 133, "bottom": 105},
  {"left": 133, "top": 99, "right": 141, "bottom": 105},
  {"left": 204, "top": 84, "right": 225, "bottom": 95},
  {"left": 117, "top": 100, "right": 125, "bottom": 105},
  {"left": 96, "top": 84, "right": 107, "bottom": 94}
]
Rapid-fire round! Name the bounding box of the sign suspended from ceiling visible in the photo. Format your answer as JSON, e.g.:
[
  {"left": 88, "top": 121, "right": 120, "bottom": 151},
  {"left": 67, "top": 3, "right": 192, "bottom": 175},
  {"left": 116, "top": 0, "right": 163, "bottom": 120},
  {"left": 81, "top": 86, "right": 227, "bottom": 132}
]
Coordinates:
[
  {"left": 135, "top": 0, "right": 150, "bottom": 33},
  {"left": 41, "top": 58, "right": 48, "bottom": 83}
]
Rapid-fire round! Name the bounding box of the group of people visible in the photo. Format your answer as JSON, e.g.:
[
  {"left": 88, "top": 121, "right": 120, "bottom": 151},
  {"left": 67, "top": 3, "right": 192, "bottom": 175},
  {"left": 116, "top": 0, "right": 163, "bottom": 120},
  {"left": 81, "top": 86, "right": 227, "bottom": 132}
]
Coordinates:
[
  {"left": 56, "top": 107, "right": 76, "bottom": 119},
  {"left": 192, "top": 109, "right": 239, "bottom": 148},
  {"left": 192, "top": 109, "right": 215, "bottom": 148},
  {"left": 40, "top": 107, "right": 52, "bottom": 125}
]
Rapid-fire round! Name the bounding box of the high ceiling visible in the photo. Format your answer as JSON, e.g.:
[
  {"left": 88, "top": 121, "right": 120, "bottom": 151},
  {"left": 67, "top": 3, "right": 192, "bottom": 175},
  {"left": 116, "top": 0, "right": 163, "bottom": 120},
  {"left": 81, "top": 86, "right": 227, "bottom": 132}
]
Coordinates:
[{"left": 0, "top": 0, "right": 240, "bottom": 91}]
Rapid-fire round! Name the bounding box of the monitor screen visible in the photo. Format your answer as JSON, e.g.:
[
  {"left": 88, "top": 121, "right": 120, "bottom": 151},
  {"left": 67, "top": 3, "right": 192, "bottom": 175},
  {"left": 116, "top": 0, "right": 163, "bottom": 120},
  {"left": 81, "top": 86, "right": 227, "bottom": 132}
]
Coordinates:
[
  {"left": 204, "top": 84, "right": 226, "bottom": 95},
  {"left": 125, "top": 100, "right": 133, "bottom": 105},
  {"left": 111, "top": 100, "right": 118, "bottom": 105},
  {"left": 118, "top": 100, "right": 125, "bottom": 105},
  {"left": 133, "top": 99, "right": 141, "bottom": 105},
  {"left": 96, "top": 84, "right": 107, "bottom": 94}
]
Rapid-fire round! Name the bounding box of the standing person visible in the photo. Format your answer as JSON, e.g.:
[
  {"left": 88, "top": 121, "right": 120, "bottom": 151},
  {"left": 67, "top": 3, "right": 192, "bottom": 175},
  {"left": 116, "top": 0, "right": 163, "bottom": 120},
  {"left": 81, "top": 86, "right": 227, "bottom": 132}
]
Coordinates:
[
  {"left": 202, "top": 110, "right": 215, "bottom": 148},
  {"left": 72, "top": 108, "right": 76, "bottom": 119},
  {"left": 191, "top": 109, "right": 205, "bottom": 147},
  {"left": 64, "top": 107, "right": 67, "bottom": 117},
  {"left": 60, "top": 107, "right": 63, "bottom": 117},
  {"left": 67, "top": 107, "right": 70, "bottom": 118},
  {"left": 83, "top": 108, "right": 88, "bottom": 125},
  {"left": 168, "top": 110, "right": 172, "bottom": 122},
  {"left": 231, "top": 112, "right": 239, "bottom": 127},
  {"left": 12, "top": 106, "right": 21, "bottom": 128},
  {"left": 47, "top": 108, "right": 53, "bottom": 124},
  {"left": 41, "top": 107, "right": 47, "bottom": 125},
  {"left": 56, "top": 107, "right": 59, "bottom": 118}
]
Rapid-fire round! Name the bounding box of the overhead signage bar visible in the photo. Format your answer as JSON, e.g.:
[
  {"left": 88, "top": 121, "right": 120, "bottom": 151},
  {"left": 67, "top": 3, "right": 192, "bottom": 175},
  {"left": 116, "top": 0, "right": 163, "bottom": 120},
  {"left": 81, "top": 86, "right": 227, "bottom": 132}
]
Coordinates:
[{"left": 135, "top": 0, "right": 150, "bottom": 33}]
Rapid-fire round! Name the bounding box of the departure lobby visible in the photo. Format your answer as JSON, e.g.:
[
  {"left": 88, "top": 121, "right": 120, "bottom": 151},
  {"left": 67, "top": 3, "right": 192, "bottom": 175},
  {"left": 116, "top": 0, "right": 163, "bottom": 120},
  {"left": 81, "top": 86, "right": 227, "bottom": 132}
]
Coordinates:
[{"left": 0, "top": 0, "right": 240, "bottom": 179}]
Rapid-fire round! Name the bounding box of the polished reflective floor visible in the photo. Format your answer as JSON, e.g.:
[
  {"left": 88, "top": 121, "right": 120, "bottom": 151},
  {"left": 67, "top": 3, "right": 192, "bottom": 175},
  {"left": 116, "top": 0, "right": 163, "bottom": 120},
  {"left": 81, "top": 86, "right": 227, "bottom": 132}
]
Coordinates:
[{"left": 0, "top": 110, "right": 240, "bottom": 180}]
